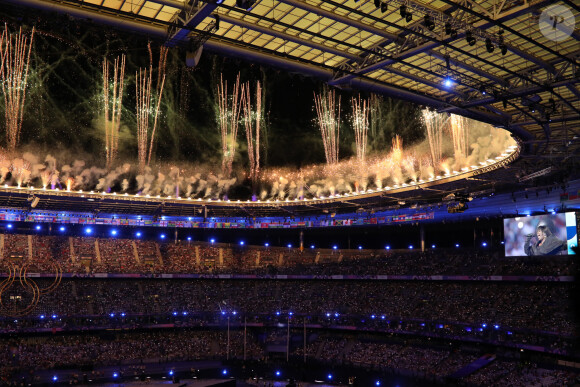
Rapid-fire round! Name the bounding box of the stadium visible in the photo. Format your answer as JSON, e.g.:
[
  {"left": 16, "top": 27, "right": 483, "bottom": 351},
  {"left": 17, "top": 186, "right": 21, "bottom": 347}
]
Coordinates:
[{"left": 0, "top": 0, "right": 578, "bottom": 385}]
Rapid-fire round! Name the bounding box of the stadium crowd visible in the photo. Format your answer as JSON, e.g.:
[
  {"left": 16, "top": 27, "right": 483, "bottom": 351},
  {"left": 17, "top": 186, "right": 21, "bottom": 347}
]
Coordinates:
[{"left": 0, "top": 234, "right": 575, "bottom": 276}]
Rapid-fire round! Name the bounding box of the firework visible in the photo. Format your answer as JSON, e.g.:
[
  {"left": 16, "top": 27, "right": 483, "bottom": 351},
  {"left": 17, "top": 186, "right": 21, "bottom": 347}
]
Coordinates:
[
  {"left": 450, "top": 114, "right": 469, "bottom": 159},
  {"left": 135, "top": 64, "right": 165, "bottom": 173},
  {"left": 102, "top": 55, "right": 126, "bottom": 169},
  {"left": 351, "top": 95, "right": 369, "bottom": 162},
  {"left": 391, "top": 135, "right": 403, "bottom": 164},
  {"left": 422, "top": 109, "right": 445, "bottom": 168},
  {"left": 216, "top": 74, "right": 242, "bottom": 177},
  {"left": 314, "top": 88, "right": 341, "bottom": 165},
  {"left": 242, "top": 80, "right": 262, "bottom": 186},
  {"left": 0, "top": 25, "right": 35, "bottom": 151}
]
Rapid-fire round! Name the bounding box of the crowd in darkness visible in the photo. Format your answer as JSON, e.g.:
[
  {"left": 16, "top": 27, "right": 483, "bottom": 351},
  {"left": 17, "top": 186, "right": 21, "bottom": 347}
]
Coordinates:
[
  {"left": 0, "top": 234, "right": 576, "bottom": 276},
  {"left": 0, "top": 329, "right": 577, "bottom": 386},
  {"left": 0, "top": 234, "right": 577, "bottom": 386}
]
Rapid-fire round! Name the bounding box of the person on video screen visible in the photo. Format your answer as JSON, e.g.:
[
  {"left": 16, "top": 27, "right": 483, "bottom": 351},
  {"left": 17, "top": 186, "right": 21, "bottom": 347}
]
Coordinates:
[{"left": 524, "top": 222, "right": 566, "bottom": 256}]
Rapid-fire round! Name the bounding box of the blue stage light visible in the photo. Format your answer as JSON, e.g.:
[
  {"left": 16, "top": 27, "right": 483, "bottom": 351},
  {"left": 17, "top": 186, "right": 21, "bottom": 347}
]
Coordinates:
[
  {"left": 172, "top": 311, "right": 178, "bottom": 316},
  {"left": 287, "top": 244, "right": 292, "bottom": 248},
  {"left": 275, "top": 371, "right": 281, "bottom": 377},
  {"left": 482, "top": 323, "right": 487, "bottom": 328},
  {"left": 121, "top": 313, "right": 126, "bottom": 317},
  {"left": 160, "top": 234, "right": 166, "bottom": 239},
  {"left": 376, "top": 381, "right": 381, "bottom": 386},
  {"left": 358, "top": 245, "right": 362, "bottom": 250},
  {"left": 7, "top": 224, "right": 12, "bottom": 229},
  {"left": 326, "top": 313, "right": 331, "bottom": 317},
  {"left": 408, "top": 245, "right": 413, "bottom": 249},
  {"left": 310, "top": 245, "right": 315, "bottom": 248},
  {"left": 455, "top": 243, "right": 460, "bottom": 248},
  {"left": 109, "top": 313, "right": 115, "bottom": 317},
  {"left": 381, "top": 315, "right": 386, "bottom": 320},
  {"left": 187, "top": 237, "right": 192, "bottom": 241},
  {"left": 222, "top": 369, "right": 228, "bottom": 375},
  {"left": 183, "top": 311, "right": 188, "bottom": 315},
  {"left": 85, "top": 227, "right": 92, "bottom": 235},
  {"left": 465, "top": 327, "right": 472, "bottom": 332},
  {"left": 232, "top": 311, "right": 237, "bottom": 315},
  {"left": 40, "top": 315, "right": 45, "bottom": 319},
  {"left": 494, "top": 324, "right": 500, "bottom": 329},
  {"left": 53, "top": 375, "right": 58, "bottom": 381},
  {"left": 265, "top": 242, "right": 269, "bottom": 247},
  {"left": 113, "top": 372, "right": 118, "bottom": 378},
  {"left": 36, "top": 225, "right": 41, "bottom": 230},
  {"left": 169, "top": 370, "right": 174, "bottom": 376},
  {"left": 371, "top": 314, "right": 375, "bottom": 319},
  {"left": 136, "top": 232, "right": 142, "bottom": 237},
  {"left": 210, "top": 238, "right": 215, "bottom": 244},
  {"left": 276, "top": 311, "right": 281, "bottom": 316},
  {"left": 385, "top": 245, "right": 391, "bottom": 250},
  {"left": 334, "top": 313, "right": 339, "bottom": 317},
  {"left": 327, "top": 374, "right": 332, "bottom": 380},
  {"left": 59, "top": 226, "right": 65, "bottom": 232},
  {"left": 482, "top": 242, "right": 487, "bottom": 247},
  {"left": 111, "top": 229, "right": 117, "bottom": 236},
  {"left": 289, "top": 311, "right": 293, "bottom": 316},
  {"left": 432, "top": 244, "right": 436, "bottom": 248},
  {"left": 333, "top": 245, "right": 337, "bottom": 250},
  {"left": 52, "top": 314, "right": 57, "bottom": 319},
  {"left": 240, "top": 241, "right": 244, "bottom": 245},
  {"left": 444, "top": 76, "right": 453, "bottom": 88}
]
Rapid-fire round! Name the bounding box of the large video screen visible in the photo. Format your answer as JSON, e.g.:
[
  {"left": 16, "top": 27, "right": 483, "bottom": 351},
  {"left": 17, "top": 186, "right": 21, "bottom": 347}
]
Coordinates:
[{"left": 503, "top": 212, "right": 577, "bottom": 256}]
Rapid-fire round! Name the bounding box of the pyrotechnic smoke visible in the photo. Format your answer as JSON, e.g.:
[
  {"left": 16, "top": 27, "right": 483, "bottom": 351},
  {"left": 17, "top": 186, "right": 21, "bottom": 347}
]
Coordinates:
[
  {"left": 314, "top": 88, "right": 341, "bottom": 165},
  {"left": 216, "top": 73, "right": 242, "bottom": 178},
  {"left": 0, "top": 25, "right": 35, "bottom": 151},
  {"left": 102, "top": 54, "right": 126, "bottom": 169}
]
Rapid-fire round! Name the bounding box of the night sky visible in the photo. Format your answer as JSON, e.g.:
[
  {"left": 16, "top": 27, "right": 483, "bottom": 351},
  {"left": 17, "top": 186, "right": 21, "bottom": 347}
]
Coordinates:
[{"left": 0, "top": 6, "right": 425, "bottom": 170}]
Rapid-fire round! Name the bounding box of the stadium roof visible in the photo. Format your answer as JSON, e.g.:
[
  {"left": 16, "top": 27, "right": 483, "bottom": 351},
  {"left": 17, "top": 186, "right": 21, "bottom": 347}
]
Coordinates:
[{"left": 8, "top": 0, "right": 579, "bottom": 157}]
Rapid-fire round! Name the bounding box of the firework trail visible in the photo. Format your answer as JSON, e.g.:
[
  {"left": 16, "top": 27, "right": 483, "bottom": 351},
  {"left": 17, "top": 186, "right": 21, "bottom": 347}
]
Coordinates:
[
  {"left": 450, "top": 114, "right": 469, "bottom": 160},
  {"left": 242, "top": 80, "right": 262, "bottom": 186},
  {"left": 216, "top": 73, "right": 242, "bottom": 177},
  {"left": 135, "top": 63, "right": 165, "bottom": 173},
  {"left": 314, "top": 88, "right": 341, "bottom": 165},
  {"left": 391, "top": 135, "right": 403, "bottom": 164},
  {"left": 422, "top": 109, "right": 445, "bottom": 168},
  {"left": 351, "top": 95, "right": 369, "bottom": 162},
  {"left": 0, "top": 25, "right": 35, "bottom": 151},
  {"left": 102, "top": 54, "right": 126, "bottom": 169}
]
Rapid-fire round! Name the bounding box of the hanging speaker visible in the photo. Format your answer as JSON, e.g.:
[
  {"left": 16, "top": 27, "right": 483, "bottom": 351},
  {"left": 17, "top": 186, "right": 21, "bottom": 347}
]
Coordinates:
[{"left": 186, "top": 46, "right": 203, "bottom": 68}]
